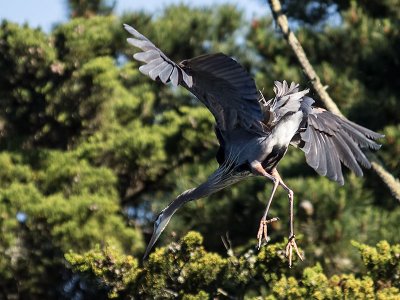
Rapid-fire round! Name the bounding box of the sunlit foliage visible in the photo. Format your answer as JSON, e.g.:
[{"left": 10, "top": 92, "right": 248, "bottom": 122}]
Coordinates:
[{"left": 0, "top": 0, "right": 398, "bottom": 298}]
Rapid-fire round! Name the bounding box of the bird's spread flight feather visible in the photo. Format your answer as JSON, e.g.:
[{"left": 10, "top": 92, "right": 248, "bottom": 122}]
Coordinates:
[
  {"left": 294, "top": 108, "right": 384, "bottom": 185},
  {"left": 124, "top": 24, "right": 263, "bottom": 133},
  {"left": 261, "top": 80, "right": 384, "bottom": 185}
]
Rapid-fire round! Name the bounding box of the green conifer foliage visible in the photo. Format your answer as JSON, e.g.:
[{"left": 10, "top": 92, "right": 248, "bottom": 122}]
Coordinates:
[
  {"left": 66, "top": 232, "right": 400, "bottom": 299},
  {"left": 0, "top": 1, "right": 398, "bottom": 298}
]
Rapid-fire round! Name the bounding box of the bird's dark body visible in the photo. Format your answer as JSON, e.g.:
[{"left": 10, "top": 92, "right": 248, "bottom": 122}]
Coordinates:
[
  {"left": 217, "top": 129, "right": 289, "bottom": 174},
  {"left": 123, "top": 24, "right": 384, "bottom": 260},
  {"left": 262, "top": 145, "right": 288, "bottom": 172}
]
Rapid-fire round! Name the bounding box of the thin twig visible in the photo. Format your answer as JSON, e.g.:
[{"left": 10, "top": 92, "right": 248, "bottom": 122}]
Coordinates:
[
  {"left": 221, "top": 232, "right": 235, "bottom": 257},
  {"left": 267, "top": 0, "right": 400, "bottom": 202}
]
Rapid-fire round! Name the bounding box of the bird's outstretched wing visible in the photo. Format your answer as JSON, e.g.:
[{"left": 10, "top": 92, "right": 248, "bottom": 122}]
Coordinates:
[
  {"left": 124, "top": 24, "right": 263, "bottom": 132},
  {"left": 292, "top": 108, "right": 384, "bottom": 185}
]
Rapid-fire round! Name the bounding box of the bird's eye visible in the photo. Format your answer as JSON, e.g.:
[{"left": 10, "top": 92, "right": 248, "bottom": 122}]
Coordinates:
[{"left": 154, "top": 211, "right": 164, "bottom": 227}]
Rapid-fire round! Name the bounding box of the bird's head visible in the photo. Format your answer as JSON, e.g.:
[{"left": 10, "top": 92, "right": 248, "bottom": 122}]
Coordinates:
[
  {"left": 142, "top": 186, "right": 212, "bottom": 260},
  {"left": 143, "top": 207, "right": 173, "bottom": 260}
]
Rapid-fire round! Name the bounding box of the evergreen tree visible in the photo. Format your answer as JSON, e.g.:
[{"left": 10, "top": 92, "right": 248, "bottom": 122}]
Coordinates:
[
  {"left": 67, "top": 0, "right": 116, "bottom": 18},
  {"left": 0, "top": 0, "right": 398, "bottom": 298}
]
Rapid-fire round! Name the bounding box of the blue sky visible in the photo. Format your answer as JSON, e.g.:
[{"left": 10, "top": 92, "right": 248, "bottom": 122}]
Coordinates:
[{"left": 0, "top": 0, "right": 268, "bottom": 31}]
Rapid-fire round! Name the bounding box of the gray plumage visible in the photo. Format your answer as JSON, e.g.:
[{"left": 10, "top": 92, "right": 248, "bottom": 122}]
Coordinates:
[
  {"left": 124, "top": 24, "right": 262, "bottom": 132},
  {"left": 292, "top": 107, "right": 382, "bottom": 185},
  {"left": 124, "top": 24, "right": 384, "bottom": 260}
]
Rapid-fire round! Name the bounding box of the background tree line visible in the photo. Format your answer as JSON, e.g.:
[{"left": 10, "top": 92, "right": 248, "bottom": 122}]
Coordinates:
[{"left": 0, "top": 0, "right": 399, "bottom": 298}]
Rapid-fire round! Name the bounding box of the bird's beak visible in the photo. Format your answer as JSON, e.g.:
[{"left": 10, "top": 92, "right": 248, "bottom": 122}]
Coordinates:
[
  {"left": 141, "top": 185, "right": 208, "bottom": 260},
  {"left": 142, "top": 212, "right": 172, "bottom": 260}
]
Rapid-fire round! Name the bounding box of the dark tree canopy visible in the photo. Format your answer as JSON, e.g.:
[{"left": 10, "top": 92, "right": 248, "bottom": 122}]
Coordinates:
[{"left": 67, "top": 0, "right": 116, "bottom": 18}]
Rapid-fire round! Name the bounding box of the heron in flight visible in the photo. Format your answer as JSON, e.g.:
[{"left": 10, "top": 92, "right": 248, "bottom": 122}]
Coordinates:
[{"left": 124, "top": 24, "right": 384, "bottom": 266}]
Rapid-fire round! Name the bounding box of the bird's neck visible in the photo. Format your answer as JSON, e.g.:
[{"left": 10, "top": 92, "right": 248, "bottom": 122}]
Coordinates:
[
  {"left": 162, "top": 185, "right": 210, "bottom": 220},
  {"left": 164, "top": 165, "right": 242, "bottom": 216},
  {"left": 270, "top": 111, "right": 303, "bottom": 146}
]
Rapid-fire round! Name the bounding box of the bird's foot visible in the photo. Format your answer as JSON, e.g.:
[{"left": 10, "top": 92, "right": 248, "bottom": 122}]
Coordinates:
[
  {"left": 285, "top": 235, "right": 303, "bottom": 268},
  {"left": 257, "top": 217, "right": 279, "bottom": 249}
]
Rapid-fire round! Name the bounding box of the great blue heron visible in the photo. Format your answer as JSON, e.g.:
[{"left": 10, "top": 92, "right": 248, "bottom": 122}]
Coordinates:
[{"left": 124, "top": 24, "right": 384, "bottom": 267}]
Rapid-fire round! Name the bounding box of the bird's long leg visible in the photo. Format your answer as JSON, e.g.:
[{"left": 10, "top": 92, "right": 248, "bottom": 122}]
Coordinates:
[
  {"left": 273, "top": 171, "right": 304, "bottom": 267},
  {"left": 251, "top": 162, "right": 280, "bottom": 249},
  {"left": 257, "top": 178, "right": 280, "bottom": 249}
]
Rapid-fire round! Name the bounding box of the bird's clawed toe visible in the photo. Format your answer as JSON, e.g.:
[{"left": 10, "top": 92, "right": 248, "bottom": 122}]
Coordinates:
[
  {"left": 257, "top": 217, "right": 279, "bottom": 249},
  {"left": 285, "top": 235, "right": 303, "bottom": 268}
]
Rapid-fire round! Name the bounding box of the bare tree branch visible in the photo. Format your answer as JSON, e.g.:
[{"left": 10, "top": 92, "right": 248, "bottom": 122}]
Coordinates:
[{"left": 267, "top": 0, "right": 400, "bottom": 201}]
